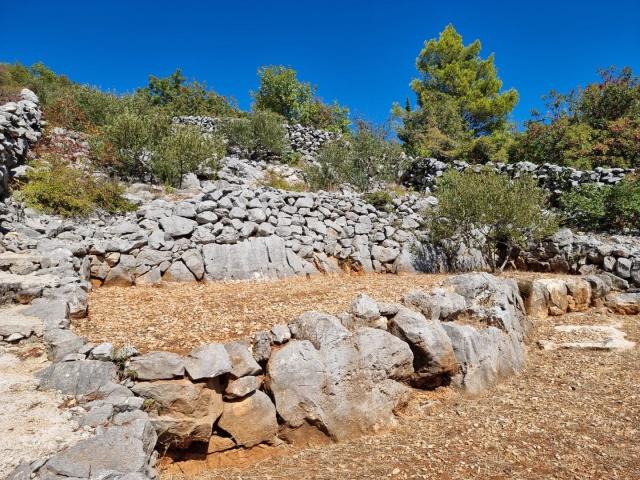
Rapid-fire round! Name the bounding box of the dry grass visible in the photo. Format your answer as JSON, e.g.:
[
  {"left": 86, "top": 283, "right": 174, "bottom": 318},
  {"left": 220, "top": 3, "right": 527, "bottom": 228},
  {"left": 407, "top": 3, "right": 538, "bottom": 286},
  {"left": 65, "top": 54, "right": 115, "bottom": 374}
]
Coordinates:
[{"left": 76, "top": 273, "right": 449, "bottom": 354}]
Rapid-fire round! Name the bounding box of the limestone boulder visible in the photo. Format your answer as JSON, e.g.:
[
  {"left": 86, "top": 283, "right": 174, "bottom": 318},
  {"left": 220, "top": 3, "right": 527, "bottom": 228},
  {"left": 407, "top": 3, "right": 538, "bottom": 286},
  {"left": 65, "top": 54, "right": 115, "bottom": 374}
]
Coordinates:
[
  {"left": 605, "top": 292, "right": 640, "bottom": 315},
  {"left": 162, "top": 260, "right": 196, "bottom": 282},
  {"left": 132, "top": 378, "right": 223, "bottom": 448},
  {"left": 128, "top": 351, "right": 185, "bottom": 381},
  {"left": 402, "top": 288, "right": 467, "bottom": 321},
  {"left": 224, "top": 341, "right": 262, "bottom": 378},
  {"left": 388, "top": 306, "right": 458, "bottom": 387},
  {"left": 184, "top": 343, "right": 231, "bottom": 380},
  {"left": 37, "top": 360, "right": 118, "bottom": 396},
  {"left": 267, "top": 325, "right": 413, "bottom": 442},
  {"left": 218, "top": 390, "right": 278, "bottom": 447}
]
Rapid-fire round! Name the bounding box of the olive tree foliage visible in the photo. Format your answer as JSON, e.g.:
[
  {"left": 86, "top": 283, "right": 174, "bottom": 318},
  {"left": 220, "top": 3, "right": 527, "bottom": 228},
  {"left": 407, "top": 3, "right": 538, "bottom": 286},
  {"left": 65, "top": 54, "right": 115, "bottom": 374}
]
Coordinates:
[
  {"left": 253, "top": 66, "right": 350, "bottom": 133},
  {"left": 426, "top": 169, "right": 558, "bottom": 271},
  {"left": 305, "top": 121, "right": 405, "bottom": 191},
  {"left": 394, "top": 25, "right": 518, "bottom": 162},
  {"left": 153, "top": 125, "right": 225, "bottom": 187}
]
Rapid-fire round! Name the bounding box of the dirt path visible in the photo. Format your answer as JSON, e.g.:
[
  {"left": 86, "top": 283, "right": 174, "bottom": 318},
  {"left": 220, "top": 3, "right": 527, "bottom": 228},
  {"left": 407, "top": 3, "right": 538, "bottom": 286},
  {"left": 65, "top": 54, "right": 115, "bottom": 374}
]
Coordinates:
[{"left": 161, "top": 308, "right": 640, "bottom": 480}]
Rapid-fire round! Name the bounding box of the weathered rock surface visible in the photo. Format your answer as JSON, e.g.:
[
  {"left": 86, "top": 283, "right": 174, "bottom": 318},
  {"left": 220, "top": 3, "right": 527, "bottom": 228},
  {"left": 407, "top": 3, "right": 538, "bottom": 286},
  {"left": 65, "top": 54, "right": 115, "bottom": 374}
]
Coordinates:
[
  {"left": 440, "top": 273, "right": 530, "bottom": 395},
  {"left": 128, "top": 351, "right": 185, "bottom": 381},
  {"left": 184, "top": 343, "right": 231, "bottom": 380},
  {"left": 388, "top": 306, "right": 458, "bottom": 387},
  {"left": 218, "top": 390, "right": 278, "bottom": 447},
  {"left": 267, "top": 323, "right": 413, "bottom": 442},
  {"left": 132, "top": 378, "right": 223, "bottom": 448},
  {"left": 37, "top": 360, "right": 118, "bottom": 396}
]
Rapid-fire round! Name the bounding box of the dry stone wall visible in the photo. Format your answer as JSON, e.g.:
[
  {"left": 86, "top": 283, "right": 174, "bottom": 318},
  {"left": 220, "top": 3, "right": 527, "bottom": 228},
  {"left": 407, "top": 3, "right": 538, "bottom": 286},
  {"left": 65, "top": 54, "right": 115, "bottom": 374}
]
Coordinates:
[
  {"left": 0, "top": 89, "right": 42, "bottom": 197},
  {"left": 402, "top": 157, "right": 634, "bottom": 195},
  {"left": 3, "top": 241, "right": 640, "bottom": 479}
]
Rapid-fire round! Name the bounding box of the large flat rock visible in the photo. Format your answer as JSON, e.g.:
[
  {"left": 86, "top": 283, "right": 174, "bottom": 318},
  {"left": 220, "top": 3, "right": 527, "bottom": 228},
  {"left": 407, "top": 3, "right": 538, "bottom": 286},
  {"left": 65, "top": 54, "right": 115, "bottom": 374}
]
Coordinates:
[{"left": 203, "top": 235, "right": 316, "bottom": 280}]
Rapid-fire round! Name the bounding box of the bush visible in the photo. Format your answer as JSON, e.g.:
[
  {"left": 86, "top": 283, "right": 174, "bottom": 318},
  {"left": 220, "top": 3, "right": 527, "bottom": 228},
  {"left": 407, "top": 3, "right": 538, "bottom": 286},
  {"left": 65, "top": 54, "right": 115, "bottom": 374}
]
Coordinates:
[
  {"left": 253, "top": 66, "right": 350, "bottom": 133},
  {"left": 362, "top": 191, "right": 394, "bottom": 211},
  {"left": 94, "top": 111, "right": 171, "bottom": 178},
  {"left": 153, "top": 126, "right": 224, "bottom": 187},
  {"left": 514, "top": 67, "right": 640, "bottom": 169},
  {"left": 220, "top": 110, "right": 287, "bottom": 157},
  {"left": 19, "top": 157, "right": 134, "bottom": 217},
  {"left": 251, "top": 110, "right": 287, "bottom": 156},
  {"left": 306, "top": 121, "right": 404, "bottom": 191},
  {"left": 427, "top": 169, "right": 558, "bottom": 271},
  {"left": 558, "top": 179, "right": 640, "bottom": 232}
]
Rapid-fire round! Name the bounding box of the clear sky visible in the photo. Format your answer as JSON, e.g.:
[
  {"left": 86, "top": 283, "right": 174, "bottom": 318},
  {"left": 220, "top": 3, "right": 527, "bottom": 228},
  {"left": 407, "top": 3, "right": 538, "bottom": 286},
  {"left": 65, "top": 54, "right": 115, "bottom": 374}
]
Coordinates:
[{"left": 3, "top": 0, "right": 639, "bottom": 128}]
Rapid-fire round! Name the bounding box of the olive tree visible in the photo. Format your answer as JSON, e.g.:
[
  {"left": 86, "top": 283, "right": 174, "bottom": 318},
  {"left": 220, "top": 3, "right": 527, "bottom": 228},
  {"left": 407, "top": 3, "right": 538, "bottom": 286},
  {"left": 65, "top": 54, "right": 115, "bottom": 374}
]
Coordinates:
[{"left": 426, "top": 169, "right": 558, "bottom": 271}]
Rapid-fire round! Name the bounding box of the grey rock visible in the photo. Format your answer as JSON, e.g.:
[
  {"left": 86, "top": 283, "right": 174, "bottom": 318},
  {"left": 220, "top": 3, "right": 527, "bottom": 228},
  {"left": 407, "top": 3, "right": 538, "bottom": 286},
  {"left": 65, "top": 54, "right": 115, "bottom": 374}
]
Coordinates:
[
  {"left": 225, "top": 341, "right": 262, "bottom": 378},
  {"left": 159, "top": 215, "right": 197, "bottom": 237},
  {"left": 162, "top": 260, "right": 196, "bottom": 282},
  {"left": 128, "top": 351, "right": 185, "bottom": 381},
  {"left": 224, "top": 375, "right": 260, "bottom": 399},
  {"left": 389, "top": 306, "right": 458, "bottom": 387},
  {"left": 184, "top": 343, "right": 231, "bottom": 380},
  {"left": 37, "top": 360, "right": 118, "bottom": 395},
  {"left": 402, "top": 288, "right": 467, "bottom": 321},
  {"left": 132, "top": 378, "right": 223, "bottom": 447},
  {"left": 218, "top": 390, "right": 278, "bottom": 447},
  {"left": 270, "top": 324, "right": 291, "bottom": 344}
]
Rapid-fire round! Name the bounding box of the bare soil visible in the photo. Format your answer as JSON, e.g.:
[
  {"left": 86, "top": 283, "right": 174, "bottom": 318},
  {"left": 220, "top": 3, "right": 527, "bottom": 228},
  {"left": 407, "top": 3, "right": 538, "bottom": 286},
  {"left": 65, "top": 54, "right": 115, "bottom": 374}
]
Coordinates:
[
  {"left": 77, "top": 273, "right": 450, "bottom": 353},
  {"left": 162, "top": 308, "right": 640, "bottom": 480}
]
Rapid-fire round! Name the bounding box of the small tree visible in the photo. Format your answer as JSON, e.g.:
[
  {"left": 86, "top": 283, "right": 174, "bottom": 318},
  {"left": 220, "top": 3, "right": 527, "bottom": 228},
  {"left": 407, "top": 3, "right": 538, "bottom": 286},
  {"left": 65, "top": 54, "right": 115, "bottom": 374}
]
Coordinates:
[
  {"left": 253, "top": 65, "right": 350, "bottom": 133},
  {"left": 306, "top": 121, "right": 404, "bottom": 191},
  {"left": 395, "top": 24, "right": 518, "bottom": 161},
  {"left": 427, "top": 169, "right": 558, "bottom": 271},
  {"left": 153, "top": 126, "right": 224, "bottom": 187}
]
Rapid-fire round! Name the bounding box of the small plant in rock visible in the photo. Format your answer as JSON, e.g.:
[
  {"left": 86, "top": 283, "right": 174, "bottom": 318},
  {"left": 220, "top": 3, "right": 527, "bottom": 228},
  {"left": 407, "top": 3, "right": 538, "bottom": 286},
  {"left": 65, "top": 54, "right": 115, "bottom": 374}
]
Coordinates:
[
  {"left": 19, "top": 156, "right": 135, "bottom": 217},
  {"left": 426, "top": 169, "right": 558, "bottom": 271},
  {"left": 363, "top": 191, "right": 394, "bottom": 212},
  {"left": 142, "top": 398, "right": 159, "bottom": 413},
  {"left": 259, "top": 171, "right": 305, "bottom": 192}
]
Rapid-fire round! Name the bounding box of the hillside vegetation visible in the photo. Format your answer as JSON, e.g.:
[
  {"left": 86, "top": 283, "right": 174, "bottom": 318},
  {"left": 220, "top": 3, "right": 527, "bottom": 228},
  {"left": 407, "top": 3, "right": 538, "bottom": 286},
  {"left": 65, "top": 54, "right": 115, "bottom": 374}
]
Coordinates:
[{"left": 1, "top": 25, "right": 638, "bottom": 235}]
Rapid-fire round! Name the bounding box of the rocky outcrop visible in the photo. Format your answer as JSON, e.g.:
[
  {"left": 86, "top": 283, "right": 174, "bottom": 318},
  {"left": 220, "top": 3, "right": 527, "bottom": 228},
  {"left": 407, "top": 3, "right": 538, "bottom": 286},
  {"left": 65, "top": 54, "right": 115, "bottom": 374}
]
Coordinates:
[{"left": 0, "top": 89, "right": 43, "bottom": 198}]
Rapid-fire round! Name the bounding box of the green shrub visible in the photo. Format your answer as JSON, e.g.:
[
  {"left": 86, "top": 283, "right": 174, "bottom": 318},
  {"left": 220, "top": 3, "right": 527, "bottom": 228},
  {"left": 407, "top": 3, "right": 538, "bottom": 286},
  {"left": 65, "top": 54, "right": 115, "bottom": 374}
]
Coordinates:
[
  {"left": 153, "top": 126, "right": 224, "bottom": 187},
  {"left": 221, "top": 111, "right": 287, "bottom": 157},
  {"left": 362, "top": 191, "right": 394, "bottom": 211},
  {"left": 94, "top": 111, "right": 171, "bottom": 177},
  {"left": 558, "top": 179, "right": 640, "bottom": 232},
  {"left": 514, "top": 67, "right": 640, "bottom": 169},
  {"left": 253, "top": 65, "right": 350, "bottom": 133},
  {"left": 251, "top": 110, "right": 287, "bottom": 156},
  {"left": 19, "top": 157, "right": 134, "bottom": 217},
  {"left": 306, "top": 121, "right": 404, "bottom": 191},
  {"left": 427, "top": 169, "right": 558, "bottom": 271}
]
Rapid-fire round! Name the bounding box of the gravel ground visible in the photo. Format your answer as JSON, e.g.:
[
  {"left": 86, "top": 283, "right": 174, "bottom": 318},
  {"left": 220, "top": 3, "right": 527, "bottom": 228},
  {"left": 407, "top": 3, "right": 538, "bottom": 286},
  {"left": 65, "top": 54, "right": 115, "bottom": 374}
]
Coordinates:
[
  {"left": 0, "top": 343, "right": 89, "bottom": 476},
  {"left": 76, "top": 273, "right": 450, "bottom": 353}
]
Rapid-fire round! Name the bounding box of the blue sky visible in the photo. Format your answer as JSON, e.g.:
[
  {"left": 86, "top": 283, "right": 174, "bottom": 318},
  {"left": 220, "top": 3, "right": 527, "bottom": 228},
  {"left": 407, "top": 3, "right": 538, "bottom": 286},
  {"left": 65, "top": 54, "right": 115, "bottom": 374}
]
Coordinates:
[{"left": 3, "top": 0, "right": 639, "bottom": 128}]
